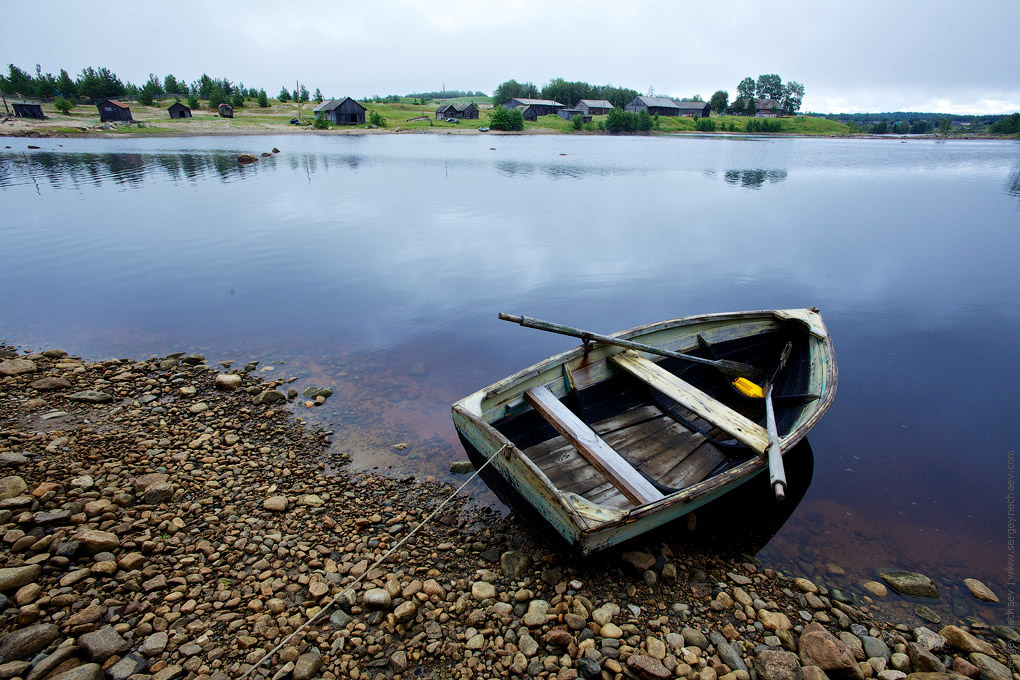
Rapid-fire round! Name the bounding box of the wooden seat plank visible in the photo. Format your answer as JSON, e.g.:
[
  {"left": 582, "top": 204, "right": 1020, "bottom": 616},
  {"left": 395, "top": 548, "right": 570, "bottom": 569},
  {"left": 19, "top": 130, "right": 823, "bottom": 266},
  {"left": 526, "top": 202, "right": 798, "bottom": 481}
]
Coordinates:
[
  {"left": 610, "top": 351, "right": 769, "bottom": 454},
  {"left": 524, "top": 386, "right": 664, "bottom": 506}
]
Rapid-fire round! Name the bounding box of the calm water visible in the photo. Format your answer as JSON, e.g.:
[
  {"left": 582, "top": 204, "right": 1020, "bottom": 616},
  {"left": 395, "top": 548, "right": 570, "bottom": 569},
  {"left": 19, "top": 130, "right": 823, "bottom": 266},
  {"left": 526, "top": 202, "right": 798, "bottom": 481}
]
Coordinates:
[{"left": 2, "top": 134, "right": 1018, "bottom": 622}]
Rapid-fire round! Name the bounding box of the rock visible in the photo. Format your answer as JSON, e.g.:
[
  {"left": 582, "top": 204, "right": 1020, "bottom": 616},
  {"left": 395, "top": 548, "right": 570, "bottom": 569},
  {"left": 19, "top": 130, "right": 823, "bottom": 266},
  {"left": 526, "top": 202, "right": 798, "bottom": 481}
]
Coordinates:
[
  {"left": 215, "top": 373, "right": 243, "bottom": 390},
  {"left": 968, "top": 654, "right": 1009, "bottom": 680},
  {"left": 238, "top": 154, "right": 258, "bottom": 164},
  {"left": 710, "top": 630, "right": 749, "bottom": 672},
  {"left": 24, "top": 643, "right": 81, "bottom": 680},
  {"left": 141, "top": 481, "right": 174, "bottom": 505},
  {"left": 107, "top": 653, "right": 148, "bottom": 680},
  {"left": 543, "top": 629, "right": 573, "bottom": 647},
  {"left": 576, "top": 656, "right": 602, "bottom": 680},
  {"left": 627, "top": 654, "right": 672, "bottom": 680},
  {"left": 264, "top": 496, "right": 288, "bottom": 512},
  {"left": 952, "top": 658, "right": 980, "bottom": 678},
  {"left": 393, "top": 600, "right": 417, "bottom": 623},
  {"left": 519, "top": 633, "right": 539, "bottom": 657},
  {"left": 363, "top": 588, "right": 391, "bottom": 609},
  {"left": 293, "top": 651, "right": 322, "bottom": 680},
  {"left": 471, "top": 581, "right": 496, "bottom": 600},
  {"left": 799, "top": 621, "right": 865, "bottom": 680},
  {"left": 879, "top": 673, "right": 907, "bottom": 680},
  {"left": 914, "top": 605, "right": 941, "bottom": 624},
  {"left": 76, "top": 529, "right": 119, "bottom": 553},
  {"left": 255, "top": 390, "right": 286, "bottom": 404},
  {"left": 449, "top": 461, "right": 474, "bottom": 474},
  {"left": 78, "top": 626, "right": 130, "bottom": 661},
  {"left": 0, "top": 622, "right": 60, "bottom": 660},
  {"left": 28, "top": 377, "right": 72, "bottom": 390},
  {"left": 961, "top": 579, "right": 997, "bottom": 603},
  {"left": 68, "top": 390, "right": 113, "bottom": 403},
  {"left": 48, "top": 664, "right": 104, "bottom": 680},
  {"left": 908, "top": 642, "right": 946, "bottom": 673},
  {"left": 501, "top": 551, "right": 532, "bottom": 578},
  {"left": 140, "top": 631, "right": 168, "bottom": 656},
  {"left": 0, "top": 565, "right": 41, "bottom": 592},
  {"left": 301, "top": 386, "right": 333, "bottom": 399},
  {"left": 621, "top": 551, "right": 656, "bottom": 572},
  {"left": 879, "top": 571, "right": 938, "bottom": 598},
  {"left": 151, "top": 665, "right": 183, "bottom": 680},
  {"left": 914, "top": 628, "right": 947, "bottom": 652},
  {"left": 600, "top": 623, "right": 623, "bottom": 639},
  {"left": 682, "top": 627, "right": 709, "bottom": 649},
  {"left": 862, "top": 581, "right": 889, "bottom": 597},
  {"left": 0, "top": 359, "right": 37, "bottom": 376},
  {"left": 759, "top": 610, "right": 794, "bottom": 632},
  {"left": 938, "top": 626, "right": 994, "bottom": 655},
  {"left": 862, "top": 636, "right": 891, "bottom": 661},
  {"left": 756, "top": 650, "right": 805, "bottom": 680},
  {"left": 0, "top": 476, "right": 27, "bottom": 501}
]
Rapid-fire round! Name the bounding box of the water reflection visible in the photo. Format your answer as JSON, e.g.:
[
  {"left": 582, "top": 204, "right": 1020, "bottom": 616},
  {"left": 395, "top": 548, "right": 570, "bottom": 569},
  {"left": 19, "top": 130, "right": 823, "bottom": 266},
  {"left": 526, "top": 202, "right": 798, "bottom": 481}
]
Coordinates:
[
  {"left": 723, "top": 168, "right": 789, "bottom": 189},
  {"left": 1006, "top": 164, "right": 1020, "bottom": 197}
]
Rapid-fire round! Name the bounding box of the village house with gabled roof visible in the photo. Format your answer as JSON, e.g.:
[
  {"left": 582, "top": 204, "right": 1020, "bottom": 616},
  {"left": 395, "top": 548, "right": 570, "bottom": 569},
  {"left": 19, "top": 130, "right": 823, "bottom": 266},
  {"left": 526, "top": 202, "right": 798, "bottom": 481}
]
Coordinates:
[
  {"left": 624, "top": 96, "right": 683, "bottom": 116},
  {"left": 500, "top": 98, "right": 564, "bottom": 117},
  {"left": 574, "top": 99, "right": 614, "bottom": 116},
  {"left": 435, "top": 102, "right": 479, "bottom": 120},
  {"left": 313, "top": 97, "right": 367, "bottom": 125},
  {"left": 97, "top": 99, "right": 132, "bottom": 122}
]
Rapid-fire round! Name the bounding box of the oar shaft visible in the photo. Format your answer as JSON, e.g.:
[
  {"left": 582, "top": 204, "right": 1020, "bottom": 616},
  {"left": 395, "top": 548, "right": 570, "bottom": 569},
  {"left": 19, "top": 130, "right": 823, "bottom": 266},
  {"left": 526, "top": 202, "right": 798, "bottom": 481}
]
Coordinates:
[
  {"left": 498, "top": 313, "right": 760, "bottom": 380},
  {"left": 764, "top": 384, "right": 787, "bottom": 501}
]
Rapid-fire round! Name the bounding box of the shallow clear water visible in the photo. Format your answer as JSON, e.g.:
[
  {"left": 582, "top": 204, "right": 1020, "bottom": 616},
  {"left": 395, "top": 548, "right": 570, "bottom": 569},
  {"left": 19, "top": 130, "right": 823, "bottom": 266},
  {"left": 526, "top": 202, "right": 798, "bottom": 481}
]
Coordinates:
[{"left": 2, "top": 133, "right": 1018, "bottom": 621}]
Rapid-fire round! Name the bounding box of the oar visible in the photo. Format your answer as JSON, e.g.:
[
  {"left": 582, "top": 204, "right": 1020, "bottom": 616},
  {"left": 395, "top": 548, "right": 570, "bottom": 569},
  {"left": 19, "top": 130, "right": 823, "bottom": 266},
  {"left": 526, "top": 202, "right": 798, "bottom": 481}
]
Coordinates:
[
  {"left": 498, "top": 313, "right": 762, "bottom": 381},
  {"left": 764, "top": 383, "right": 787, "bottom": 501}
]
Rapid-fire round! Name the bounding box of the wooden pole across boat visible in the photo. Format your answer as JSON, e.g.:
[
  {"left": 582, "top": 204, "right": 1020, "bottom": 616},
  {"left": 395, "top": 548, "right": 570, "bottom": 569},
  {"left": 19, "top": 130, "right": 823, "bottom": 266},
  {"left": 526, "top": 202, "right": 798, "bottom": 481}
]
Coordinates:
[
  {"left": 498, "top": 313, "right": 762, "bottom": 380},
  {"left": 764, "top": 383, "right": 787, "bottom": 501}
]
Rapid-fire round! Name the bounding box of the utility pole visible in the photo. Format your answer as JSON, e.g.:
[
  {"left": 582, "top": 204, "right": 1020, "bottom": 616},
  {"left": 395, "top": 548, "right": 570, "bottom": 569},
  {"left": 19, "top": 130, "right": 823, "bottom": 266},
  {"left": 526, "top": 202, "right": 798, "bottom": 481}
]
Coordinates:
[{"left": 296, "top": 80, "right": 300, "bottom": 123}]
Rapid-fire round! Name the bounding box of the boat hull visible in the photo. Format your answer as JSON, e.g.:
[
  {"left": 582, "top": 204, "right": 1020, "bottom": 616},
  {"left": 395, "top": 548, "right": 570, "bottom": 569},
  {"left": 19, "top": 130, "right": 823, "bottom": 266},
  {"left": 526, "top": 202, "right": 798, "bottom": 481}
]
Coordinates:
[{"left": 452, "top": 309, "right": 836, "bottom": 555}]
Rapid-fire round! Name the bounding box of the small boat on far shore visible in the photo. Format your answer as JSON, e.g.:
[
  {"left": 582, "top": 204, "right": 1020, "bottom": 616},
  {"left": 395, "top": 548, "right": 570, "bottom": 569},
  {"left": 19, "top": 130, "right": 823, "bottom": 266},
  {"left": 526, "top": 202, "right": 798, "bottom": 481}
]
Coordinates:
[{"left": 452, "top": 309, "right": 837, "bottom": 555}]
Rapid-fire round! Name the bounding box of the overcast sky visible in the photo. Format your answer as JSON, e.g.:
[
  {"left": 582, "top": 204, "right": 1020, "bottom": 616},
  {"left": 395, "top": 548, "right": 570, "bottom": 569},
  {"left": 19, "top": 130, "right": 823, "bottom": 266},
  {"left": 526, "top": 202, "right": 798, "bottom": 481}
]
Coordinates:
[{"left": 3, "top": 0, "right": 1018, "bottom": 114}]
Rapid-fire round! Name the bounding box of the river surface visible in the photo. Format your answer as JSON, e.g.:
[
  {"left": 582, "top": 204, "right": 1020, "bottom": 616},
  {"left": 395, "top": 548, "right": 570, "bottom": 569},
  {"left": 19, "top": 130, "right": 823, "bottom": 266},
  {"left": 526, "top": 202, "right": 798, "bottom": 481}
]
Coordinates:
[{"left": 2, "top": 133, "right": 1018, "bottom": 624}]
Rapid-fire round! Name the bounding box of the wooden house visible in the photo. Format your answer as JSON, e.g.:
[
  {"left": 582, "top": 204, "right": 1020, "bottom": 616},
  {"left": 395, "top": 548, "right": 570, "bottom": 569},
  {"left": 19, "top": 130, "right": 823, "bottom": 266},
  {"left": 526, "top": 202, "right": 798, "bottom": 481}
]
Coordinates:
[
  {"left": 755, "top": 99, "right": 781, "bottom": 117},
  {"left": 676, "top": 101, "right": 711, "bottom": 118},
  {"left": 574, "top": 99, "right": 614, "bottom": 116},
  {"left": 501, "top": 98, "right": 564, "bottom": 117},
  {"left": 218, "top": 103, "right": 234, "bottom": 118},
  {"left": 625, "top": 96, "right": 682, "bottom": 116},
  {"left": 557, "top": 109, "right": 591, "bottom": 122},
  {"left": 167, "top": 102, "right": 192, "bottom": 119},
  {"left": 515, "top": 105, "right": 539, "bottom": 122},
  {"left": 97, "top": 99, "right": 132, "bottom": 122},
  {"left": 313, "top": 97, "right": 367, "bottom": 125},
  {"left": 13, "top": 103, "right": 45, "bottom": 120},
  {"left": 435, "top": 102, "right": 479, "bottom": 120}
]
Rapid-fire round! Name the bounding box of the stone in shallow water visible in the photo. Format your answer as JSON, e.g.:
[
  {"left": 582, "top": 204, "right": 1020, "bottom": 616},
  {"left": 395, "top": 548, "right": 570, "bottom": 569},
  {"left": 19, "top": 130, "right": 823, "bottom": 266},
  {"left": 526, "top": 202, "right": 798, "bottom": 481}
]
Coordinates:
[
  {"left": 962, "top": 578, "right": 998, "bottom": 603},
  {"left": 879, "top": 570, "right": 939, "bottom": 598}
]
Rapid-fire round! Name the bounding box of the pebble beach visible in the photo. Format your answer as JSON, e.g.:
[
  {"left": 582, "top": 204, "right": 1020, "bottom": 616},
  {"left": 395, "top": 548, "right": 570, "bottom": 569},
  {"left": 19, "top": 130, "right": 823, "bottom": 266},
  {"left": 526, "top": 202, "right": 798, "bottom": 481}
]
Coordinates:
[{"left": 0, "top": 347, "right": 1013, "bottom": 680}]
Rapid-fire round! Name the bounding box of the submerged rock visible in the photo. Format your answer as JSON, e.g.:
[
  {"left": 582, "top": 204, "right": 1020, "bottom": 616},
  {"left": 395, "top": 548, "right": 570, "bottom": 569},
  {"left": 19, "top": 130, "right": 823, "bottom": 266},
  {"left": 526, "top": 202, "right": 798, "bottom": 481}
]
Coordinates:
[{"left": 879, "top": 570, "right": 939, "bottom": 598}]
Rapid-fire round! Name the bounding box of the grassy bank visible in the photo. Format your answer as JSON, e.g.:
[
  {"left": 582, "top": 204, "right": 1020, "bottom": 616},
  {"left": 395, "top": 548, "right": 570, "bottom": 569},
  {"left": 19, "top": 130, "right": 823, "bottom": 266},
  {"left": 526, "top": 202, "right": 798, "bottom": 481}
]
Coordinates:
[{"left": 4, "top": 96, "right": 855, "bottom": 138}]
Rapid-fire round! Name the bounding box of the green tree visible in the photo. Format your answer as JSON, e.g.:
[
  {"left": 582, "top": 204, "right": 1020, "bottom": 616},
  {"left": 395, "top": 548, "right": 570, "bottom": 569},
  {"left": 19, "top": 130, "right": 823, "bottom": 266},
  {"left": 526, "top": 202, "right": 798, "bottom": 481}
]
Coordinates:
[
  {"left": 938, "top": 118, "right": 952, "bottom": 136},
  {"left": 231, "top": 91, "right": 244, "bottom": 108},
  {"left": 780, "top": 81, "right": 805, "bottom": 115},
  {"left": 489, "top": 105, "right": 524, "bottom": 131},
  {"left": 257, "top": 89, "right": 269, "bottom": 108},
  {"left": 492, "top": 79, "right": 538, "bottom": 104},
  {"left": 208, "top": 85, "right": 227, "bottom": 109},
  {"left": 163, "top": 74, "right": 182, "bottom": 95},
  {"left": 572, "top": 114, "right": 584, "bottom": 131},
  {"left": 299, "top": 84, "right": 310, "bottom": 103},
  {"left": 3, "top": 64, "right": 35, "bottom": 95},
  {"left": 56, "top": 69, "right": 76, "bottom": 99},
  {"left": 54, "top": 97, "right": 74, "bottom": 115},
  {"left": 137, "top": 74, "right": 161, "bottom": 106},
  {"left": 989, "top": 113, "right": 1020, "bottom": 135},
  {"left": 636, "top": 110, "right": 653, "bottom": 132},
  {"left": 736, "top": 77, "right": 756, "bottom": 104},
  {"left": 368, "top": 110, "right": 386, "bottom": 126},
  {"left": 278, "top": 86, "right": 291, "bottom": 102},
  {"left": 756, "top": 74, "right": 783, "bottom": 102},
  {"left": 709, "top": 90, "right": 728, "bottom": 115},
  {"left": 695, "top": 117, "right": 716, "bottom": 132},
  {"left": 187, "top": 94, "right": 200, "bottom": 109},
  {"left": 313, "top": 88, "right": 323, "bottom": 103}
]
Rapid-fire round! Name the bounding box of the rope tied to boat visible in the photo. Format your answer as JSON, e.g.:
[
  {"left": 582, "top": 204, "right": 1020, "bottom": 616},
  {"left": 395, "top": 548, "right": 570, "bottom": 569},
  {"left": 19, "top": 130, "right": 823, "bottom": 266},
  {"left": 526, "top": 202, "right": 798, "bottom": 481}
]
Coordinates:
[{"left": 239, "top": 442, "right": 510, "bottom": 679}]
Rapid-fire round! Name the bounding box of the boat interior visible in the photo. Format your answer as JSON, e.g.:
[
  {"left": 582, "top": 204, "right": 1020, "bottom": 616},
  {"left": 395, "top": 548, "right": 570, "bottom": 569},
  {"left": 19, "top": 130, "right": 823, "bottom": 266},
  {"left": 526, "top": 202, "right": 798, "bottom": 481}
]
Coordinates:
[{"left": 490, "top": 325, "right": 817, "bottom": 511}]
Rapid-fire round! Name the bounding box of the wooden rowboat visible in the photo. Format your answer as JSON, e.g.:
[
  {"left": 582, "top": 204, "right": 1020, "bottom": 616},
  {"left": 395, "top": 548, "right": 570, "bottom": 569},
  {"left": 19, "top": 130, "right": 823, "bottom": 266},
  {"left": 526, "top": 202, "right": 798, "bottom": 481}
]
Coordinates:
[{"left": 451, "top": 309, "right": 837, "bottom": 555}]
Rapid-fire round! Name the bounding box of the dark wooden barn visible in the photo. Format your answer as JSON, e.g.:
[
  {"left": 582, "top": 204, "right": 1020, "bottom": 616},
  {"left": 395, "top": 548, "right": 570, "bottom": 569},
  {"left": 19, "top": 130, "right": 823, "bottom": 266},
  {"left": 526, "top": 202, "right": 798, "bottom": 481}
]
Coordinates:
[
  {"left": 574, "top": 99, "right": 614, "bottom": 116},
  {"left": 501, "top": 98, "right": 564, "bottom": 117},
  {"left": 13, "top": 103, "right": 45, "bottom": 119},
  {"left": 557, "top": 109, "right": 591, "bottom": 122},
  {"left": 168, "top": 102, "right": 192, "bottom": 119},
  {"left": 516, "top": 105, "right": 539, "bottom": 122},
  {"left": 624, "top": 96, "right": 682, "bottom": 117},
  {"left": 313, "top": 97, "right": 367, "bottom": 125},
  {"left": 218, "top": 103, "right": 234, "bottom": 118},
  {"left": 676, "top": 101, "right": 711, "bottom": 118},
  {"left": 97, "top": 99, "right": 132, "bottom": 122},
  {"left": 435, "top": 102, "right": 480, "bottom": 120},
  {"left": 755, "top": 99, "right": 781, "bottom": 117}
]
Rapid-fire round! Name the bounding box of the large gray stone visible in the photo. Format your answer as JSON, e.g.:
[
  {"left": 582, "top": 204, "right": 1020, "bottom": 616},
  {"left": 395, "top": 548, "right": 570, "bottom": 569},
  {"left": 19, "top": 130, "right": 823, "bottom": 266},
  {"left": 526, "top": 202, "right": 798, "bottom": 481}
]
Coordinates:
[
  {"left": 500, "top": 551, "right": 532, "bottom": 579},
  {"left": 48, "top": 665, "right": 104, "bottom": 680},
  {"left": 78, "top": 626, "right": 130, "bottom": 661},
  {"left": 861, "top": 635, "right": 891, "bottom": 661},
  {"left": 76, "top": 530, "right": 119, "bottom": 553},
  {"left": 755, "top": 650, "right": 805, "bottom": 680},
  {"left": 879, "top": 571, "right": 939, "bottom": 598},
  {"left": 0, "top": 476, "right": 28, "bottom": 500},
  {"left": 710, "top": 630, "right": 749, "bottom": 673},
  {"left": 0, "top": 565, "right": 41, "bottom": 592},
  {"left": 0, "top": 623, "right": 60, "bottom": 661},
  {"left": 68, "top": 390, "right": 113, "bottom": 403},
  {"left": 969, "top": 653, "right": 1010, "bottom": 680},
  {"left": 799, "top": 622, "right": 865, "bottom": 680},
  {"left": 292, "top": 651, "right": 322, "bottom": 680},
  {"left": 0, "top": 359, "right": 37, "bottom": 376},
  {"left": 107, "top": 653, "right": 148, "bottom": 680}
]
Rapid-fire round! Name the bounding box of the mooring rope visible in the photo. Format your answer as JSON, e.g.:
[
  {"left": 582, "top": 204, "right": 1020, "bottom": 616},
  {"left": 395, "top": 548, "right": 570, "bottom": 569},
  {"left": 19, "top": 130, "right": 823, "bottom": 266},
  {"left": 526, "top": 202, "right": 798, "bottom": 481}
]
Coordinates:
[{"left": 240, "top": 443, "right": 509, "bottom": 679}]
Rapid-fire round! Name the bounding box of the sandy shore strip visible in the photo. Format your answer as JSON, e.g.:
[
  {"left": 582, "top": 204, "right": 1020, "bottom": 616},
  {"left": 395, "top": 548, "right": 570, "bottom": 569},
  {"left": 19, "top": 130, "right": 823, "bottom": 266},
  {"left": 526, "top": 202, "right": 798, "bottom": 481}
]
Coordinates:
[{"left": 0, "top": 347, "right": 1011, "bottom": 680}]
